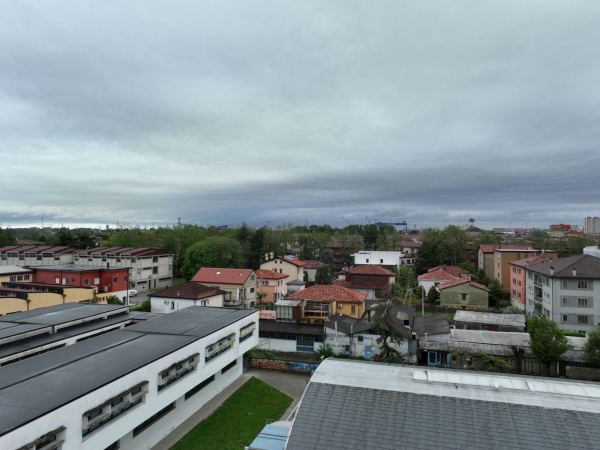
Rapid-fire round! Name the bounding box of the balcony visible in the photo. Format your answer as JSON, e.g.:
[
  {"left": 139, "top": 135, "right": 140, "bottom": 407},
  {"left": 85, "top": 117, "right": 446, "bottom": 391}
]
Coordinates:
[{"left": 224, "top": 298, "right": 244, "bottom": 307}]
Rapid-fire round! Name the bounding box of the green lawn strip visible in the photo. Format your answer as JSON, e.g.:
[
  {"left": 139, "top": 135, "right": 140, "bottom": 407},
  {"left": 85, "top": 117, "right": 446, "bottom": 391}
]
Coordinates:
[{"left": 171, "top": 377, "right": 293, "bottom": 450}]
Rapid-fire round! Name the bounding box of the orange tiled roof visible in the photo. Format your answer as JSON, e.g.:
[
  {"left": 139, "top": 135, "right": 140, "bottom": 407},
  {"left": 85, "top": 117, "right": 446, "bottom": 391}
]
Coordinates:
[
  {"left": 192, "top": 267, "right": 254, "bottom": 285},
  {"left": 288, "top": 284, "right": 367, "bottom": 304},
  {"left": 347, "top": 265, "right": 394, "bottom": 276},
  {"left": 255, "top": 269, "right": 289, "bottom": 280}
]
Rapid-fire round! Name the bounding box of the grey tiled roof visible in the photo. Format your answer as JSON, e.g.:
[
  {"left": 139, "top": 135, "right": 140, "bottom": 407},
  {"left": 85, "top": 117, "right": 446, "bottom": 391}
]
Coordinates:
[{"left": 286, "top": 382, "right": 600, "bottom": 450}]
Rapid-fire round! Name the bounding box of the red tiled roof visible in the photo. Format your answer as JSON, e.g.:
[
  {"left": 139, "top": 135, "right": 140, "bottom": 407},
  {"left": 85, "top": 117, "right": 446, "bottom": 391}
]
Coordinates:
[
  {"left": 509, "top": 253, "right": 557, "bottom": 269},
  {"left": 438, "top": 279, "right": 488, "bottom": 291},
  {"left": 288, "top": 284, "right": 367, "bottom": 304},
  {"left": 255, "top": 269, "right": 289, "bottom": 280},
  {"left": 192, "top": 267, "right": 254, "bottom": 285},
  {"left": 282, "top": 256, "right": 306, "bottom": 267},
  {"left": 418, "top": 265, "right": 469, "bottom": 282},
  {"left": 479, "top": 244, "right": 497, "bottom": 254},
  {"left": 301, "top": 260, "right": 325, "bottom": 270},
  {"left": 347, "top": 265, "right": 394, "bottom": 276},
  {"left": 150, "top": 281, "right": 222, "bottom": 300}
]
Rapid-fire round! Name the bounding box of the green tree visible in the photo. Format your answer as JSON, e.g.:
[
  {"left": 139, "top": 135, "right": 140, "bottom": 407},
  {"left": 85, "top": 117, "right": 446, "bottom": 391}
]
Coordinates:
[
  {"left": 439, "top": 225, "right": 468, "bottom": 265},
  {"left": 372, "top": 300, "right": 406, "bottom": 362},
  {"left": 487, "top": 280, "right": 506, "bottom": 308},
  {"left": 415, "top": 229, "right": 442, "bottom": 273},
  {"left": 395, "top": 266, "right": 417, "bottom": 291},
  {"left": 315, "top": 265, "right": 334, "bottom": 284},
  {"left": 584, "top": 326, "right": 600, "bottom": 367},
  {"left": 181, "top": 236, "right": 244, "bottom": 279},
  {"left": 0, "top": 228, "right": 16, "bottom": 246},
  {"left": 426, "top": 286, "right": 439, "bottom": 304},
  {"left": 528, "top": 315, "right": 572, "bottom": 375}
]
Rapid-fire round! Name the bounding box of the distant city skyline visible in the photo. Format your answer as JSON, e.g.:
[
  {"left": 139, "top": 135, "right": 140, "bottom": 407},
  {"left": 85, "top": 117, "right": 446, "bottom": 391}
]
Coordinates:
[{"left": 1, "top": 1, "right": 599, "bottom": 229}]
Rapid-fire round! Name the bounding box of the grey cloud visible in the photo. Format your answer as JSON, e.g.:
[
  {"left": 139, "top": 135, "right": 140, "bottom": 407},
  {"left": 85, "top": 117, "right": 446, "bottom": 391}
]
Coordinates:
[{"left": 1, "top": 0, "right": 599, "bottom": 229}]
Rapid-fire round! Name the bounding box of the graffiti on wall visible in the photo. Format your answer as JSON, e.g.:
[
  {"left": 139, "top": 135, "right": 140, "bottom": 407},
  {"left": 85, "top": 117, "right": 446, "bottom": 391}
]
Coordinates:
[{"left": 249, "top": 358, "right": 320, "bottom": 373}]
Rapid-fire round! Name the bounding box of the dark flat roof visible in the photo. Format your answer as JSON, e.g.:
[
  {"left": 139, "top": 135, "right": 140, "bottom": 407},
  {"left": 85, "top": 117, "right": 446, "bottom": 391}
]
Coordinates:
[
  {"left": 0, "top": 305, "right": 257, "bottom": 436},
  {"left": 0, "top": 323, "right": 52, "bottom": 346},
  {"left": 259, "top": 320, "right": 324, "bottom": 336},
  {"left": 0, "top": 303, "right": 127, "bottom": 326},
  {"left": 127, "top": 306, "right": 255, "bottom": 337},
  {"left": 0, "top": 313, "right": 135, "bottom": 359}
]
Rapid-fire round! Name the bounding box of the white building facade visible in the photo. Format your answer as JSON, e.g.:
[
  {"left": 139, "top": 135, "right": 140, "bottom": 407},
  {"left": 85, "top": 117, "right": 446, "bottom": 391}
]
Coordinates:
[
  {"left": 0, "top": 307, "right": 258, "bottom": 450},
  {"left": 352, "top": 251, "right": 412, "bottom": 268}
]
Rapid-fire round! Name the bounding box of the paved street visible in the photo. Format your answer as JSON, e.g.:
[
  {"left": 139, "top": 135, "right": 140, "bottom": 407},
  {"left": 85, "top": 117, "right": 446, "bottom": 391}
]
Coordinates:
[{"left": 151, "top": 369, "right": 309, "bottom": 450}]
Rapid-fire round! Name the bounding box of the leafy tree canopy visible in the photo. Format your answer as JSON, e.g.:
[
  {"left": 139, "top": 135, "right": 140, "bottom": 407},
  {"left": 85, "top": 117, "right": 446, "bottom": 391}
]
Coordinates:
[
  {"left": 182, "top": 236, "right": 244, "bottom": 279},
  {"left": 528, "top": 314, "right": 572, "bottom": 368}
]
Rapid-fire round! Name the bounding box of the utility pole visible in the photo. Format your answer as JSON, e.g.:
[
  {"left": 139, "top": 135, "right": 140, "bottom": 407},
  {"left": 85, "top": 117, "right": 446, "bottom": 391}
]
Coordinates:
[{"left": 421, "top": 286, "right": 425, "bottom": 316}]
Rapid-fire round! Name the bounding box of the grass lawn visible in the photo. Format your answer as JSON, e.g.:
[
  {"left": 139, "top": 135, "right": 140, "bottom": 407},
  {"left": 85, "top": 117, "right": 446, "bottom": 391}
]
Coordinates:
[{"left": 170, "top": 377, "right": 293, "bottom": 450}]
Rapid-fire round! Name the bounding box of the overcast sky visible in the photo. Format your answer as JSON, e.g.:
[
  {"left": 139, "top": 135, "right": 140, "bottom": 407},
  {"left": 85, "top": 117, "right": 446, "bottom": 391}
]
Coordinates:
[{"left": 1, "top": 1, "right": 599, "bottom": 229}]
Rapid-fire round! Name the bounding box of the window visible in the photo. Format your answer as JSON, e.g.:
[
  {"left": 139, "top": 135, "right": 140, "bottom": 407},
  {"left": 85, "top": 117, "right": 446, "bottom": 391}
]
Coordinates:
[
  {"left": 82, "top": 381, "right": 148, "bottom": 436},
  {"left": 578, "top": 280, "right": 589, "bottom": 289},
  {"left": 561, "top": 280, "right": 568, "bottom": 289},
  {"left": 170, "top": 302, "right": 175, "bottom": 310},
  {"left": 351, "top": 305, "right": 356, "bottom": 314},
  {"left": 561, "top": 314, "right": 568, "bottom": 323},
  {"left": 132, "top": 402, "right": 175, "bottom": 438},
  {"left": 206, "top": 334, "right": 235, "bottom": 362},
  {"left": 239, "top": 323, "right": 256, "bottom": 342},
  {"left": 578, "top": 315, "right": 589, "bottom": 324},
  {"left": 380, "top": 259, "right": 384, "bottom": 264},
  {"left": 249, "top": 287, "right": 255, "bottom": 293},
  {"left": 357, "top": 335, "right": 364, "bottom": 342},
  {"left": 153, "top": 256, "right": 159, "bottom": 263},
  {"left": 158, "top": 353, "right": 199, "bottom": 391},
  {"left": 94, "top": 277, "right": 100, "bottom": 284},
  {"left": 152, "top": 267, "right": 158, "bottom": 274},
  {"left": 221, "top": 359, "right": 237, "bottom": 374},
  {"left": 578, "top": 298, "right": 589, "bottom": 307},
  {"left": 17, "top": 426, "right": 66, "bottom": 450},
  {"left": 461, "top": 293, "right": 468, "bottom": 302},
  {"left": 366, "top": 258, "right": 369, "bottom": 263},
  {"left": 185, "top": 375, "right": 215, "bottom": 400},
  {"left": 104, "top": 441, "right": 120, "bottom": 450},
  {"left": 83, "top": 278, "right": 90, "bottom": 286},
  {"left": 296, "top": 335, "right": 314, "bottom": 352},
  {"left": 561, "top": 297, "right": 567, "bottom": 305},
  {"left": 279, "top": 269, "right": 283, "bottom": 273}
]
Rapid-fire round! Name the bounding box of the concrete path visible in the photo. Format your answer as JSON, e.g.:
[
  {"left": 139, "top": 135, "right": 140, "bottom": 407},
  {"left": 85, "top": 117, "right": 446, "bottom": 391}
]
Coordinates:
[{"left": 152, "top": 369, "right": 309, "bottom": 450}]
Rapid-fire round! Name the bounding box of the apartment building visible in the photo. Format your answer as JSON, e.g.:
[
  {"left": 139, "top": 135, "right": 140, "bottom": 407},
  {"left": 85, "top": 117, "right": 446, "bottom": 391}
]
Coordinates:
[
  {"left": 509, "top": 254, "right": 556, "bottom": 309},
  {"left": 494, "top": 248, "right": 557, "bottom": 290},
  {"left": 287, "top": 284, "right": 367, "bottom": 321},
  {"left": 0, "top": 245, "right": 75, "bottom": 266},
  {"left": 74, "top": 247, "right": 173, "bottom": 293},
  {"left": 0, "top": 304, "right": 258, "bottom": 450},
  {"left": 260, "top": 256, "right": 305, "bottom": 281},
  {"left": 352, "top": 250, "right": 414, "bottom": 268},
  {"left": 525, "top": 255, "right": 600, "bottom": 334},
  {"left": 584, "top": 216, "right": 600, "bottom": 234},
  {"left": 255, "top": 269, "right": 288, "bottom": 304}
]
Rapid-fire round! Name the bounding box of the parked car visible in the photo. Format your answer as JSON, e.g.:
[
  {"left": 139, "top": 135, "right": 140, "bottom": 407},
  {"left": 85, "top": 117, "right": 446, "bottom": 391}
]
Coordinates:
[{"left": 128, "top": 289, "right": 138, "bottom": 297}]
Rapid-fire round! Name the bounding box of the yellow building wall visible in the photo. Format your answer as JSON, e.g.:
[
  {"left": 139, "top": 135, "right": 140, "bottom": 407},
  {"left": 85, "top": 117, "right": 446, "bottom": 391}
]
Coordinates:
[
  {"left": 63, "top": 288, "right": 95, "bottom": 303},
  {"left": 0, "top": 297, "right": 29, "bottom": 315},
  {"left": 27, "top": 292, "right": 65, "bottom": 310},
  {"left": 260, "top": 259, "right": 303, "bottom": 281},
  {"left": 333, "top": 301, "right": 364, "bottom": 319},
  {"left": 0, "top": 273, "right": 32, "bottom": 284}
]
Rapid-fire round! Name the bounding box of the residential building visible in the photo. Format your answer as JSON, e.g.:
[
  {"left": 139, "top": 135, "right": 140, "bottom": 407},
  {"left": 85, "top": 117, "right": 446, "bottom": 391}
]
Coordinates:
[
  {"left": 584, "top": 216, "right": 600, "bottom": 234},
  {"left": 274, "top": 299, "right": 303, "bottom": 322},
  {"left": 74, "top": 247, "right": 173, "bottom": 293},
  {"left": 0, "top": 265, "right": 32, "bottom": 284},
  {"left": 477, "top": 244, "right": 497, "bottom": 280},
  {"left": 257, "top": 320, "right": 324, "bottom": 353},
  {"left": 255, "top": 269, "right": 288, "bottom": 304},
  {"left": 584, "top": 245, "right": 600, "bottom": 258},
  {"left": 338, "top": 264, "right": 395, "bottom": 300},
  {"left": 149, "top": 281, "right": 224, "bottom": 313},
  {"left": 282, "top": 359, "right": 600, "bottom": 450},
  {"left": 191, "top": 267, "right": 256, "bottom": 308},
  {"left": 301, "top": 260, "right": 326, "bottom": 282},
  {"left": 29, "top": 264, "right": 131, "bottom": 301},
  {"left": 286, "top": 279, "right": 306, "bottom": 294},
  {"left": 509, "top": 254, "right": 556, "bottom": 309},
  {"left": 438, "top": 279, "right": 489, "bottom": 310},
  {"left": 260, "top": 256, "right": 305, "bottom": 281},
  {"left": 351, "top": 250, "right": 413, "bottom": 268},
  {"left": 525, "top": 254, "right": 600, "bottom": 333},
  {"left": 494, "top": 248, "right": 557, "bottom": 290},
  {"left": 453, "top": 310, "right": 525, "bottom": 332},
  {"left": 0, "top": 245, "right": 75, "bottom": 266},
  {"left": 288, "top": 284, "right": 366, "bottom": 321},
  {"left": 0, "top": 283, "right": 95, "bottom": 315},
  {"left": 419, "top": 328, "right": 586, "bottom": 376},
  {"left": 0, "top": 305, "right": 258, "bottom": 450},
  {"left": 417, "top": 265, "right": 470, "bottom": 293},
  {"left": 324, "top": 304, "right": 413, "bottom": 359}
]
